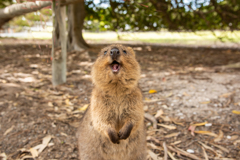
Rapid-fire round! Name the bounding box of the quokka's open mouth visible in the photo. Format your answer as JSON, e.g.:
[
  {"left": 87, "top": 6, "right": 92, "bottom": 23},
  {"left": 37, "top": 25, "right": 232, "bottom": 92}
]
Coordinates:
[{"left": 110, "top": 60, "right": 121, "bottom": 73}]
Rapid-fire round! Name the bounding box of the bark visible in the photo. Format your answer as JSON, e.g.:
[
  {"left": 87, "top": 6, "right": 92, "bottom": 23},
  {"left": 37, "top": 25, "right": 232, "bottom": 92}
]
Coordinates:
[
  {"left": 67, "top": 0, "right": 89, "bottom": 52},
  {"left": 61, "top": 0, "right": 84, "bottom": 6},
  {"left": 0, "top": 1, "right": 51, "bottom": 28},
  {"left": 51, "top": 1, "right": 67, "bottom": 86}
]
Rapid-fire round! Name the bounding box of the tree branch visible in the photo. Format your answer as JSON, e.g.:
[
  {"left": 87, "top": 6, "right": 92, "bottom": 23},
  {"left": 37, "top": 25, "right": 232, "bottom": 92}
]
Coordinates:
[{"left": 0, "top": 1, "right": 51, "bottom": 28}]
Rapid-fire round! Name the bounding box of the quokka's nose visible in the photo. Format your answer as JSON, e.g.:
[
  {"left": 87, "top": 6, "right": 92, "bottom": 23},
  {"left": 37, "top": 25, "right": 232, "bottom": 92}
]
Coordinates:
[{"left": 110, "top": 48, "right": 120, "bottom": 60}]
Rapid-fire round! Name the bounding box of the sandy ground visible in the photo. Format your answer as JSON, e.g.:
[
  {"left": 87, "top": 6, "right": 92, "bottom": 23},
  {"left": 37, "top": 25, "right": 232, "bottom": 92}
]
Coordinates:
[{"left": 0, "top": 40, "right": 240, "bottom": 159}]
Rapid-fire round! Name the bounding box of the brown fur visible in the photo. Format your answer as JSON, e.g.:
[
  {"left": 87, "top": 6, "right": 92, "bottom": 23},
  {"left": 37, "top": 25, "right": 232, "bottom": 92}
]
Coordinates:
[{"left": 77, "top": 44, "right": 147, "bottom": 160}]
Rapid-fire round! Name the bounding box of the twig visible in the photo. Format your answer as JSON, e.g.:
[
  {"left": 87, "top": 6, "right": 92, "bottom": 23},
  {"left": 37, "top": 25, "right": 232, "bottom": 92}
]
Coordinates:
[
  {"left": 167, "top": 146, "right": 201, "bottom": 160},
  {"left": 163, "top": 142, "right": 168, "bottom": 160},
  {"left": 201, "top": 146, "right": 209, "bottom": 160},
  {"left": 167, "top": 151, "right": 178, "bottom": 160},
  {"left": 209, "top": 143, "right": 229, "bottom": 153},
  {"left": 144, "top": 113, "right": 157, "bottom": 129}
]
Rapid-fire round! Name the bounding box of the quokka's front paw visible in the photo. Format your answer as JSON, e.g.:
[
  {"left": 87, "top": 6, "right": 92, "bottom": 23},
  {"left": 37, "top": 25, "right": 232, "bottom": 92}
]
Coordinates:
[
  {"left": 107, "top": 128, "right": 120, "bottom": 144},
  {"left": 118, "top": 123, "right": 133, "bottom": 140}
]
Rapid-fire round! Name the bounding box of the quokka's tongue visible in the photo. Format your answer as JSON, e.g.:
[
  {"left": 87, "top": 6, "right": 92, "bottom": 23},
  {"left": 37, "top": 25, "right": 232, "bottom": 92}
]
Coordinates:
[
  {"left": 113, "top": 64, "right": 119, "bottom": 70},
  {"left": 112, "top": 64, "right": 119, "bottom": 72}
]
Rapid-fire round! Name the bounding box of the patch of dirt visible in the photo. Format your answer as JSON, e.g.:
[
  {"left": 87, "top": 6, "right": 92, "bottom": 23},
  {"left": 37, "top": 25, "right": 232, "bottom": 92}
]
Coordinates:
[{"left": 0, "top": 41, "right": 240, "bottom": 160}]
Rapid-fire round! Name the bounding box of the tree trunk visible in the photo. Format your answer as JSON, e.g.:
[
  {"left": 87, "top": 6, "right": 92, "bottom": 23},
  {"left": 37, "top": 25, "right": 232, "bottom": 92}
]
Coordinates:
[
  {"left": 67, "top": 0, "right": 89, "bottom": 51},
  {"left": 51, "top": 1, "right": 67, "bottom": 86},
  {"left": 0, "top": 1, "right": 51, "bottom": 28}
]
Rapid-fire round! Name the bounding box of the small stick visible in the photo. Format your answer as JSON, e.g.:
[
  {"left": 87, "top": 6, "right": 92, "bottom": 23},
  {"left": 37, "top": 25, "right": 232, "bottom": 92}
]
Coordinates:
[
  {"left": 167, "top": 146, "right": 201, "bottom": 160},
  {"left": 144, "top": 113, "right": 157, "bottom": 129},
  {"left": 163, "top": 142, "right": 168, "bottom": 160}
]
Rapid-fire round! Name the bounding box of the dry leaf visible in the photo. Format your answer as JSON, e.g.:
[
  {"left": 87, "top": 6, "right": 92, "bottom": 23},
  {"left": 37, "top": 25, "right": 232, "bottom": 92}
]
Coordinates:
[
  {"left": 234, "top": 101, "right": 240, "bottom": 105},
  {"left": 183, "top": 92, "right": 189, "bottom": 96},
  {"left": 192, "top": 121, "right": 208, "bottom": 126},
  {"left": 158, "top": 124, "right": 176, "bottom": 130},
  {"left": 147, "top": 128, "right": 167, "bottom": 134},
  {"left": 0, "top": 153, "right": 7, "bottom": 160},
  {"left": 147, "top": 136, "right": 161, "bottom": 144},
  {"left": 69, "top": 121, "right": 80, "bottom": 128},
  {"left": 166, "top": 92, "right": 173, "bottom": 97},
  {"left": 144, "top": 113, "right": 157, "bottom": 129},
  {"left": 194, "top": 131, "right": 218, "bottom": 137},
  {"left": 233, "top": 139, "right": 240, "bottom": 145},
  {"left": 144, "top": 97, "right": 151, "bottom": 101},
  {"left": 220, "top": 91, "right": 235, "bottom": 98},
  {"left": 48, "top": 102, "right": 53, "bottom": 107},
  {"left": 78, "top": 104, "right": 89, "bottom": 111},
  {"left": 144, "top": 98, "right": 163, "bottom": 103},
  {"left": 209, "top": 143, "right": 229, "bottom": 153},
  {"left": 170, "top": 140, "right": 182, "bottom": 145},
  {"left": 155, "top": 109, "right": 164, "bottom": 118},
  {"left": 148, "top": 149, "right": 159, "bottom": 160},
  {"left": 42, "top": 135, "right": 52, "bottom": 146},
  {"left": 159, "top": 116, "right": 171, "bottom": 122},
  {"left": 48, "top": 143, "right": 54, "bottom": 147},
  {"left": 198, "top": 141, "right": 215, "bottom": 153},
  {"left": 4, "top": 125, "right": 14, "bottom": 136},
  {"left": 147, "top": 143, "right": 163, "bottom": 151},
  {"left": 65, "top": 99, "right": 73, "bottom": 106},
  {"left": 213, "top": 158, "right": 236, "bottom": 160},
  {"left": 229, "top": 135, "right": 238, "bottom": 141},
  {"left": 171, "top": 119, "right": 184, "bottom": 126},
  {"left": 163, "top": 142, "right": 168, "bottom": 160},
  {"left": 167, "top": 151, "right": 178, "bottom": 160},
  {"left": 188, "top": 125, "right": 196, "bottom": 136},
  {"left": 201, "top": 147, "right": 209, "bottom": 160},
  {"left": 60, "top": 132, "right": 68, "bottom": 137},
  {"left": 232, "top": 110, "right": 240, "bottom": 115},
  {"left": 149, "top": 89, "right": 157, "bottom": 94},
  {"left": 214, "top": 130, "right": 224, "bottom": 142},
  {"left": 199, "top": 141, "right": 222, "bottom": 157},
  {"left": 171, "top": 146, "right": 201, "bottom": 160},
  {"left": 165, "top": 132, "right": 179, "bottom": 138},
  {"left": 20, "top": 155, "right": 33, "bottom": 160},
  {"left": 33, "top": 135, "right": 52, "bottom": 155},
  {"left": 143, "top": 105, "right": 148, "bottom": 111},
  {"left": 200, "top": 101, "right": 211, "bottom": 104},
  {"left": 29, "top": 148, "right": 38, "bottom": 158}
]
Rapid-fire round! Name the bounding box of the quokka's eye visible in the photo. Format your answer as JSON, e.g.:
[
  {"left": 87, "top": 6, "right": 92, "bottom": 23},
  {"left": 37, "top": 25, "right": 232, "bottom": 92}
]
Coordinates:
[
  {"left": 104, "top": 51, "right": 107, "bottom": 55},
  {"left": 123, "top": 50, "right": 127, "bottom": 54}
]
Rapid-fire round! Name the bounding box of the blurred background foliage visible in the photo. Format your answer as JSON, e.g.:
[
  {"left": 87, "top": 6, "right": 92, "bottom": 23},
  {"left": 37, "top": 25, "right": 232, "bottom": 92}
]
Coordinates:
[
  {"left": 3, "top": 5, "right": 50, "bottom": 30},
  {"left": 0, "top": 0, "right": 12, "bottom": 8},
  {"left": 1, "top": 0, "right": 240, "bottom": 42},
  {"left": 84, "top": 0, "right": 240, "bottom": 32}
]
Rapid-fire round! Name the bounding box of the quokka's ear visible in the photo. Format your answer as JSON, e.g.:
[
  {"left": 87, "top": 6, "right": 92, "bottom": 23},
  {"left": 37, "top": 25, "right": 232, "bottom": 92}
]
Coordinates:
[{"left": 127, "top": 47, "right": 136, "bottom": 58}]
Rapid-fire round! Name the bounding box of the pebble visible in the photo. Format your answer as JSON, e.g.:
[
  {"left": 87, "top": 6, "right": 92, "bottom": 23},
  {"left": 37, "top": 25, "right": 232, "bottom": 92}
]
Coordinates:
[
  {"left": 211, "top": 116, "right": 220, "bottom": 119},
  {"left": 146, "top": 122, "right": 151, "bottom": 127},
  {"left": 205, "top": 123, "right": 212, "bottom": 127},
  {"left": 187, "top": 149, "right": 194, "bottom": 153},
  {"left": 143, "top": 105, "right": 148, "bottom": 111},
  {"left": 177, "top": 112, "right": 183, "bottom": 116}
]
